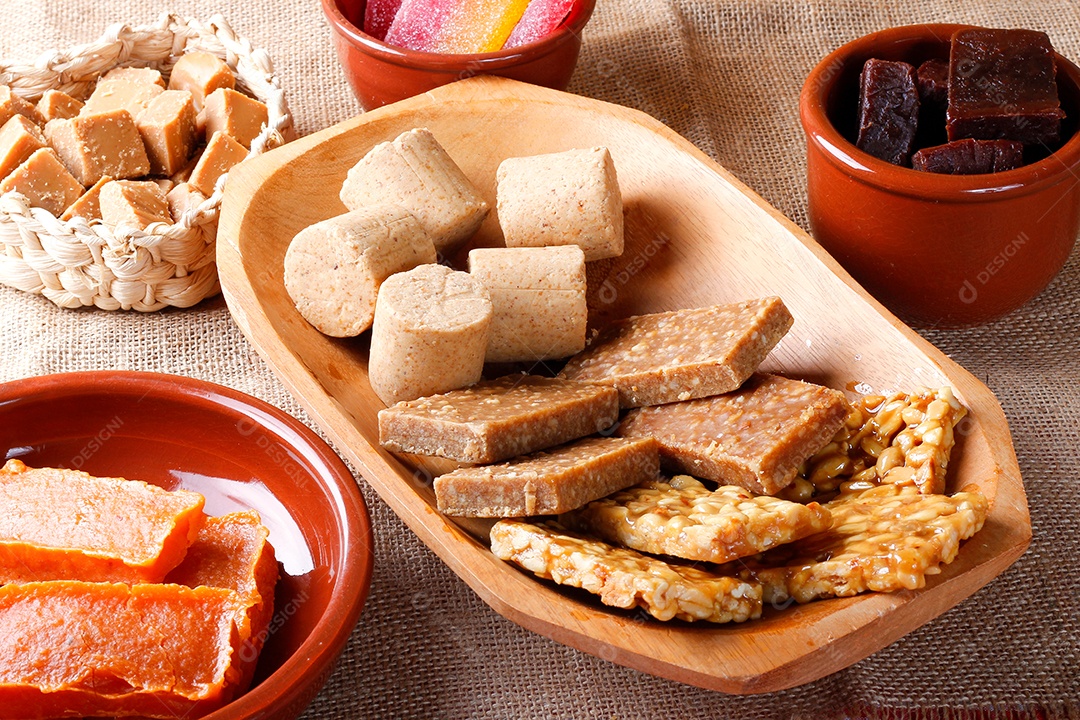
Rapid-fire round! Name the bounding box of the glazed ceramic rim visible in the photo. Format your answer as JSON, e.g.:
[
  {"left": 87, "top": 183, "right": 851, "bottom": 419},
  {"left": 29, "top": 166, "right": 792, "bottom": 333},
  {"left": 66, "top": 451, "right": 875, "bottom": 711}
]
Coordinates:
[
  {"left": 0, "top": 371, "right": 374, "bottom": 720},
  {"left": 321, "top": 0, "right": 596, "bottom": 69},
  {"left": 800, "top": 23, "right": 1080, "bottom": 201}
]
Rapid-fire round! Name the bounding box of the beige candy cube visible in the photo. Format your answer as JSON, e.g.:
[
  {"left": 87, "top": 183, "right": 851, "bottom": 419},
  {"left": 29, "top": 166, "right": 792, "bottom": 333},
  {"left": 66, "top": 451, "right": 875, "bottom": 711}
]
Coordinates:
[
  {"left": 37, "top": 90, "right": 83, "bottom": 122},
  {"left": 0, "top": 115, "right": 47, "bottom": 180},
  {"left": 369, "top": 264, "right": 492, "bottom": 405},
  {"left": 170, "top": 152, "right": 201, "bottom": 184},
  {"left": 0, "top": 148, "right": 84, "bottom": 216},
  {"left": 497, "top": 147, "right": 623, "bottom": 262},
  {"left": 468, "top": 246, "right": 587, "bottom": 362},
  {"left": 82, "top": 67, "right": 165, "bottom": 118},
  {"left": 137, "top": 90, "right": 198, "bottom": 176},
  {"left": 166, "top": 183, "right": 215, "bottom": 242},
  {"left": 61, "top": 176, "right": 113, "bottom": 222},
  {"left": 340, "top": 128, "right": 488, "bottom": 253},
  {"left": 99, "top": 180, "right": 172, "bottom": 231},
  {"left": 45, "top": 109, "right": 150, "bottom": 185},
  {"left": 200, "top": 88, "right": 268, "bottom": 149},
  {"left": 0, "top": 86, "right": 45, "bottom": 127},
  {"left": 166, "top": 182, "right": 207, "bottom": 222},
  {"left": 285, "top": 205, "right": 437, "bottom": 337},
  {"left": 168, "top": 52, "right": 236, "bottom": 111},
  {"left": 188, "top": 131, "right": 248, "bottom": 196}
]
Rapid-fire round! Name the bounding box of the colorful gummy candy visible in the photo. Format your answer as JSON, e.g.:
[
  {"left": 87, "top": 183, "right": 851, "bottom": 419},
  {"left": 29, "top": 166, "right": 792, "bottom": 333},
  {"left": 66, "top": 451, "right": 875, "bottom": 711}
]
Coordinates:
[
  {"left": 505, "top": 0, "right": 575, "bottom": 48},
  {"left": 383, "top": 0, "right": 456, "bottom": 51},
  {"left": 364, "top": 0, "right": 403, "bottom": 40},
  {"left": 374, "top": 0, "right": 575, "bottom": 53},
  {"left": 437, "top": 0, "right": 531, "bottom": 53}
]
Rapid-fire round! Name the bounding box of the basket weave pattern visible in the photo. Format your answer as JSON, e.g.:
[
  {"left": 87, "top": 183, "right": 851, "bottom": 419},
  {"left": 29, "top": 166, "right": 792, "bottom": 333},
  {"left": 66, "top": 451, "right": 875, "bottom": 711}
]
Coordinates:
[{"left": 0, "top": 13, "right": 292, "bottom": 311}]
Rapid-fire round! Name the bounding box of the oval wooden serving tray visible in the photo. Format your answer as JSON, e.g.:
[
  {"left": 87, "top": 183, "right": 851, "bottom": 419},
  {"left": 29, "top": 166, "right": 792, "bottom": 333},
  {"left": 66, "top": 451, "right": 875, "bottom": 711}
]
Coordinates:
[{"left": 217, "top": 76, "right": 1031, "bottom": 694}]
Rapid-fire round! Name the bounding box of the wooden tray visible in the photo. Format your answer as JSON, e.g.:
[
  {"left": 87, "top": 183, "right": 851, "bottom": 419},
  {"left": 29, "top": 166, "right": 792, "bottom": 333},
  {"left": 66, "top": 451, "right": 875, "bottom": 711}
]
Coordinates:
[{"left": 217, "top": 76, "right": 1031, "bottom": 694}]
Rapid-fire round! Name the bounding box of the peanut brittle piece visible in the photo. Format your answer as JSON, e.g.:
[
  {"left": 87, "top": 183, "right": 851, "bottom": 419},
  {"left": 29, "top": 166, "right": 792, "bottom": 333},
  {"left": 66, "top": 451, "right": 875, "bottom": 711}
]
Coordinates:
[
  {"left": 379, "top": 375, "right": 618, "bottom": 464},
  {"left": 558, "top": 297, "right": 793, "bottom": 408},
  {"left": 734, "top": 483, "right": 988, "bottom": 604},
  {"left": 490, "top": 519, "right": 762, "bottom": 623},
  {"left": 618, "top": 373, "right": 848, "bottom": 495},
  {"left": 566, "top": 475, "right": 831, "bottom": 563},
  {"left": 434, "top": 436, "right": 658, "bottom": 517},
  {"left": 784, "top": 387, "right": 967, "bottom": 501}
]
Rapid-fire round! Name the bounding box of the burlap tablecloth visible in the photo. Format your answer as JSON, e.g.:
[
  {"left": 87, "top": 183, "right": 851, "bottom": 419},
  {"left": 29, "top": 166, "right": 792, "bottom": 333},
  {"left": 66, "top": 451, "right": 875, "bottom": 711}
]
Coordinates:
[{"left": 2, "top": 0, "right": 1078, "bottom": 717}]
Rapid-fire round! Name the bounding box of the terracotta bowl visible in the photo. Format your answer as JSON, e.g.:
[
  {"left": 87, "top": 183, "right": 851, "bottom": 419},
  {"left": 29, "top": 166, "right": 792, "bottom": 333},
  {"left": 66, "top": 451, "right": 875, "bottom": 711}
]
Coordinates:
[
  {"left": 800, "top": 23, "right": 1080, "bottom": 327},
  {"left": 321, "top": 0, "right": 596, "bottom": 110},
  {"left": 0, "top": 371, "right": 373, "bottom": 720}
]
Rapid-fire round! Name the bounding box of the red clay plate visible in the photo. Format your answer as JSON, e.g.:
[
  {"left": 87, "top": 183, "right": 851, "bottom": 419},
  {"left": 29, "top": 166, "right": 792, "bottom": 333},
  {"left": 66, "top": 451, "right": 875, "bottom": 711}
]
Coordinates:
[
  {"left": 216, "top": 76, "right": 1030, "bottom": 693},
  {"left": 0, "top": 371, "right": 373, "bottom": 719}
]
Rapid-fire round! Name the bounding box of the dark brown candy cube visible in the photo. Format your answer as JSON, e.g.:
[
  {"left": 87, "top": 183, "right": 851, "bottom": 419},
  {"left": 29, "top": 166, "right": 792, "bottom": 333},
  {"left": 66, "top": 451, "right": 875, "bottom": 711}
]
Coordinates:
[
  {"left": 947, "top": 28, "right": 1065, "bottom": 145},
  {"left": 912, "top": 138, "right": 1024, "bottom": 174},
  {"left": 917, "top": 59, "right": 950, "bottom": 106},
  {"left": 857, "top": 59, "right": 921, "bottom": 165},
  {"left": 915, "top": 59, "right": 951, "bottom": 148}
]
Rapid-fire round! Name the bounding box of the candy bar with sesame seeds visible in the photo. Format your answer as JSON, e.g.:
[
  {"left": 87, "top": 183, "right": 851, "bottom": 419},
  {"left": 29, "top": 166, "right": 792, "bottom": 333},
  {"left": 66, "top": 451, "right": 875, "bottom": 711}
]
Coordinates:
[
  {"left": 379, "top": 375, "right": 619, "bottom": 464},
  {"left": 617, "top": 373, "right": 848, "bottom": 495},
  {"left": 558, "top": 297, "right": 793, "bottom": 408},
  {"left": 434, "top": 436, "right": 658, "bottom": 517}
]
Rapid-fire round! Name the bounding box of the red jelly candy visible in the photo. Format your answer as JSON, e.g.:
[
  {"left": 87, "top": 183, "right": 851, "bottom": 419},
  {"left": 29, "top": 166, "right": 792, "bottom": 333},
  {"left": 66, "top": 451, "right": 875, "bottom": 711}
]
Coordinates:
[
  {"left": 857, "top": 59, "right": 921, "bottom": 166},
  {"left": 384, "top": 0, "right": 455, "bottom": 52},
  {"left": 912, "top": 138, "right": 1024, "bottom": 174},
  {"left": 947, "top": 28, "right": 1066, "bottom": 145},
  {"left": 917, "top": 59, "right": 949, "bottom": 107},
  {"left": 365, "top": 0, "right": 404, "bottom": 40}
]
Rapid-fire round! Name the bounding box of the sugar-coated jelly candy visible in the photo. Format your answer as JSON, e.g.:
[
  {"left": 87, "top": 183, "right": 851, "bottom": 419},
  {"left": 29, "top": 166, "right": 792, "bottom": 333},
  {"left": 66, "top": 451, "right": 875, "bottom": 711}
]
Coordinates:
[
  {"left": 384, "top": 0, "right": 455, "bottom": 52},
  {"left": 435, "top": 0, "right": 531, "bottom": 53},
  {"left": 505, "top": 0, "right": 574, "bottom": 48},
  {"left": 385, "top": 0, "right": 530, "bottom": 53},
  {"left": 365, "top": 0, "right": 403, "bottom": 40}
]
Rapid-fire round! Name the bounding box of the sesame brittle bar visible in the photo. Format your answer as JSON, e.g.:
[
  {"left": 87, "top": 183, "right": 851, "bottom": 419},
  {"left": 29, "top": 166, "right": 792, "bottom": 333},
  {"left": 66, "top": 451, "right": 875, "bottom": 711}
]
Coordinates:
[
  {"left": 566, "top": 475, "right": 832, "bottom": 563},
  {"left": 733, "top": 483, "right": 988, "bottom": 604},
  {"left": 618, "top": 373, "right": 848, "bottom": 495},
  {"left": 558, "top": 297, "right": 793, "bottom": 408},
  {"left": 490, "top": 520, "right": 762, "bottom": 623}
]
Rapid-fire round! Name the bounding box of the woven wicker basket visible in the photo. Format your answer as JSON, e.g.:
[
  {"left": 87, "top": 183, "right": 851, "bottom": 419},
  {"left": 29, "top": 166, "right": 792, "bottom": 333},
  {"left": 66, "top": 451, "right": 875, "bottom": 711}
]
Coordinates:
[{"left": 0, "top": 13, "right": 292, "bottom": 311}]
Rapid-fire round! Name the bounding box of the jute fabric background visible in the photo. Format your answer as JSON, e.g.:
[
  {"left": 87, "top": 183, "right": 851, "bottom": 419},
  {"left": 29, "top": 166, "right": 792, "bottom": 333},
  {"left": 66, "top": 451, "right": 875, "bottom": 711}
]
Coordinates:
[{"left": 1, "top": 0, "right": 1078, "bottom": 717}]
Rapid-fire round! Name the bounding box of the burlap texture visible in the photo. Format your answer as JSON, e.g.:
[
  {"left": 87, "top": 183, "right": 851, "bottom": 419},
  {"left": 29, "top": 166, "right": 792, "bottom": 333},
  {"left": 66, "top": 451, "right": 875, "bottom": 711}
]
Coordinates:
[{"left": 2, "top": 0, "right": 1078, "bottom": 716}]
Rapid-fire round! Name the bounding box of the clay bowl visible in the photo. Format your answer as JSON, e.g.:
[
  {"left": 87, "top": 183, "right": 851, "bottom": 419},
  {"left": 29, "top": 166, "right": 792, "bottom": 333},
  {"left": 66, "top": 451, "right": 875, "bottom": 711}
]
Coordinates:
[
  {"left": 800, "top": 23, "right": 1080, "bottom": 328},
  {"left": 321, "top": 0, "right": 595, "bottom": 110},
  {"left": 0, "top": 371, "right": 373, "bottom": 720}
]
